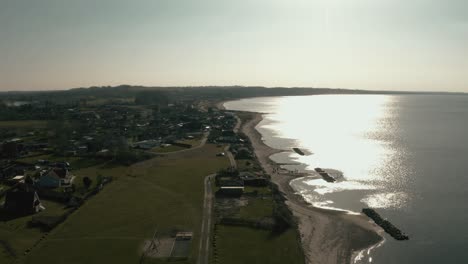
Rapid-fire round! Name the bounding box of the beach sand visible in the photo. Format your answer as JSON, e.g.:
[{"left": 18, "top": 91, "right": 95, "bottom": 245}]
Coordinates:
[{"left": 239, "top": 112, "right": 384, "bottom": 264}]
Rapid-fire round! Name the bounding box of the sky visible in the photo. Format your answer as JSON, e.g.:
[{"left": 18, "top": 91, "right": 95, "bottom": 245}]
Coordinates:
[{"left": 0, "top": 0, "right": 467, "bottom": 92}]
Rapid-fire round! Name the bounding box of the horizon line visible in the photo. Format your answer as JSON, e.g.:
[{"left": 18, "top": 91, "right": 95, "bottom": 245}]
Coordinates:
[{"left": 0, "top": 84, "right": 467, "bottom": 95}]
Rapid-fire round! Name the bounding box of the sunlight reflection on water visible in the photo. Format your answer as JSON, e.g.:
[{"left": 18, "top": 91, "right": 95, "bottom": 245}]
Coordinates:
[
  {"left": 225, "top": 94, "right": 468, "bottom": 264},
  {"left": 226, "top": 95, "right": 410, "bottom": 212}
]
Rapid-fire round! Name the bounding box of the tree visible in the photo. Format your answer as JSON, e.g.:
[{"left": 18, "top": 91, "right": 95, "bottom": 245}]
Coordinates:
[
  {"left": 134, "top": 91, "right": 170, "bottom": 105},
  {"left": 24, "top": 175, "right": 34, "bottom": 185},
  {"left": 83, "top": 177, "right": 92, "bottom": 189}
]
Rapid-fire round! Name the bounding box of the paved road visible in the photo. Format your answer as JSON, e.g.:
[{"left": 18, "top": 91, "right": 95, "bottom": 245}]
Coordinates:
[{"left": 197, "top": 174, "right": 215, "bottom": 264}]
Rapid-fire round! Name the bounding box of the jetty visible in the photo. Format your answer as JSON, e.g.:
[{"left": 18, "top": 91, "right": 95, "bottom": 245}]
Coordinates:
[
  {"left": 314, "top": 168, "right": 336, "bottom": 183},
  {"left": 362, "top": 208, "right": 409, "bottom": 240},
  {"left": 292, "top": 148, "right": 305, "bottom": 156}
]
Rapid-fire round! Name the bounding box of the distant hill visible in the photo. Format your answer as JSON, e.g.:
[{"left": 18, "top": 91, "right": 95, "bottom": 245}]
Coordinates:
[{"left": 0, "top": 85, "right": 466, "bottom": 103}]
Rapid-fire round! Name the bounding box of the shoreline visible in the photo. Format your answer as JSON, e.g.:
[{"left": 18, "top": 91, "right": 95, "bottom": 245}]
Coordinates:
[{"left": 237, "top": 110, "right": 384, "bottom": 264}]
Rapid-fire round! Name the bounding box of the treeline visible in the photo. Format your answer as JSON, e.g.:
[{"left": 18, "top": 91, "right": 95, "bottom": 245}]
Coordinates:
[
  {"left": 0, "top": 102, "right": 70, "bottom": 121},
  {"left": 0, "top": 85, "right": 374, "bottom": 105},
  {"left": 1, "top": 85, "right": 465, "bottom": 106}
]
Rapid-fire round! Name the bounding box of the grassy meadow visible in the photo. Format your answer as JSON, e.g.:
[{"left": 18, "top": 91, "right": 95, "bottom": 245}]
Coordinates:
[
  {"left": 20, "top": 143, "right": 229, "bottom": 264},
  {"left": 213, "top": 226, "right": 304, "bottom": 264}
]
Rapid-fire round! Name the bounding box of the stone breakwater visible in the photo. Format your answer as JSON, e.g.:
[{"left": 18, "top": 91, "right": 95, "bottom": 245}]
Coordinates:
[{"left": 362, "top": 208, "right": 409, "bottom": 241}]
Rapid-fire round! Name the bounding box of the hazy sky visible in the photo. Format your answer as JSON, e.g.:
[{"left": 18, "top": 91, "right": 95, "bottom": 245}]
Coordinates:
[{"left": 1, "top": 0, "right": 467, "bottom": 92}]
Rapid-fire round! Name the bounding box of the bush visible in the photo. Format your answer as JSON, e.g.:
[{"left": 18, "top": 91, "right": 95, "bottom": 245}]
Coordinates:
[
  {"left": 83, "top": 177, "right": 92, "bottom": 189},
  {"left": 114, "top": 150, "right": 153, "bottom": 166},
  {"left": 271, "top": 184, "right": 296, "bottom": 232}
]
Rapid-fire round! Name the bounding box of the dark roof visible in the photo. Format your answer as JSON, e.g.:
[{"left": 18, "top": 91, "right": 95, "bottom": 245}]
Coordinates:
[
  {"left": 4, "top": 189, "right": 37, "bottom": 212},
  {"left": 52, "top": 168, "right": 67, "bottom": 178}
]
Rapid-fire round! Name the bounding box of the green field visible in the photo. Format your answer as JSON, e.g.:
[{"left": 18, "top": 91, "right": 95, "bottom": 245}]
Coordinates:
[
  {"left": 152, "top": 144, "right": 186, "bottom": 153},
  {"left": 213, "top": 225, "right": 304, "bottom": 264},
  {"left": 236, "top": 159, "right": 254, "bottom": 171},
  {"left": 239, "top": 198, "right": 274, "bottom": 220},
  {"left": 0, "top": 199, "right": 70, "bottom": 264},
  {"left": 20, "top": 143, "right": 230, "bottom": 264}
]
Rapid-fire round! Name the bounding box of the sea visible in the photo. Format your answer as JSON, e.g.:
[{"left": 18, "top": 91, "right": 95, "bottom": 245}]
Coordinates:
[{"left": 224, "top": 94, "right": 468, "bottom": 264}]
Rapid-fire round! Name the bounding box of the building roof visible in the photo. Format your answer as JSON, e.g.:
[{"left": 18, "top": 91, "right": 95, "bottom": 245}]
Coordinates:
[
  {"left": 220, "top": 186, "right": 244, "bottom": 189},
  {"left": 51, "top": 168, "right": 68, "bottom": 178},
  {"left": 12, "top": 175, "right": 24, "bottom": 181},
  {"left": 4, "top": 189, "right": 38, "bottom": 212}
]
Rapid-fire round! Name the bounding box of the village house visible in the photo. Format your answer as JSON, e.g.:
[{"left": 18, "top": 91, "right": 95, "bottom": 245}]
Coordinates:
[
  {"left": 4, "top": 187, "right": 44, "bottom": 214},
  {"left": 37, "top": 168, "right": 75, "bottom": 188},
  {"left": 133, "top": 139, "right": 161, "bottom": 150},
  {"left": 239, "top": 172, "right": 268, "bottom": 187}
]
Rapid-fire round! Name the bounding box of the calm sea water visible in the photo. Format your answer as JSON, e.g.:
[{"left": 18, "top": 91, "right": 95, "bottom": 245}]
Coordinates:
[{"left": 225, "top": 94, "right": 468, "bottom": 264}]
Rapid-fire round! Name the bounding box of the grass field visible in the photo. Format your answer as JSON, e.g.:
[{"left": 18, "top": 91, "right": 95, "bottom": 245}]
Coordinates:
[
  {"left": 0, "top": 215, "right": 44, "bottom": 263},
  {"left": 239, "top": 198, "right": 274, "bottom": 220},
  {"left": 213, "top": 225, "right": 304, "bottom": 264},
  {"left": 21, "top": 143, "right": 230, "bottom": 264},
  {"left": 236, "top": 159, "right": 254, "bottom": 171},
  {"left": 0, "top": 199, "right": 70, "bottom": 264},
  {"left": 152, "top": 144, "right": 186, "bottom": 153}
]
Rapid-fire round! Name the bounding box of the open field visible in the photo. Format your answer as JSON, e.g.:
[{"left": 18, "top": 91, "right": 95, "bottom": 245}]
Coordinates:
[
  {"left": 0, "top": 199, "right": 70, "bottom": 263},
  {"left": 22, "top": 143, "right": 230, "bottom": 264},
  {"left": 239, "top": 198, "right": 274, "bottom": 220},
  {"left": 0, "top": 216, "right": 44, "bottom": 263},
  {"left": 152, "top": 145, "right": 186, "bottom": 153},
  {"left": 213, "top": 225, "right": 304, "bottom": 264}
]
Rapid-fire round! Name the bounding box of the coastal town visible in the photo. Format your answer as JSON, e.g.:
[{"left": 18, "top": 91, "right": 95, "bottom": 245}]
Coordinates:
[
  {"left": 0, "top": 86, "right": 415, "bottom": 264},
  {"left": 0, "top": 87, "right": 310, "bottom": 264}
]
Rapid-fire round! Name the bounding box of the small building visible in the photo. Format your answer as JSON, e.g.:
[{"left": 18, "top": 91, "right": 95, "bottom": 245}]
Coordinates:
[
  {"left": 221, "top": 129, "right": 235, "bottom": 137},
  {"left": 175, "top": 232, "right": 193, "bottom": 240},
  {"left": 216, "top": 186, "right": 244, "bottom": 197},
  {"left": 77, "top": 145, "right": 88, "bottom": 154},
  {"left": 12, "top": 175, "right": 25, "bottom": 182},
  {"left": 217, "top": 136, "right": 238, "bottom": 143},
  {"left": 133, "top": 140, "right": 161, "bottom": 150},
  {"left": 240, "top": 173, "right": 268, "bottom": 187},
  {"left": 96, "top": 149, "right": 110, "bottom": 157},
  {"left": 37, "top": 168, "right": 75, "bottom": 188},
  {"left": 4, "top": 188, "right": 44, "bottom": 214}
]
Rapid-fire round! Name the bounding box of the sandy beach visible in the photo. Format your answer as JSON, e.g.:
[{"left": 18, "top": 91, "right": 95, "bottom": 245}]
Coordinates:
[{"left": 238, "top": 111, "right": 384, "bottom": 264}]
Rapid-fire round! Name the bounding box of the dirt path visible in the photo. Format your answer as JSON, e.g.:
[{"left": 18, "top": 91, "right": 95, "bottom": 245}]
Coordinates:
[
  {"left": 197, "top": 174, "right": 215, "bottom": 264},
  {"left": 197, "top": 113, "right": 239, "bottom": 264},
  {"left": 224, "top": 145, "right": 236, "bottom": 168}
]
